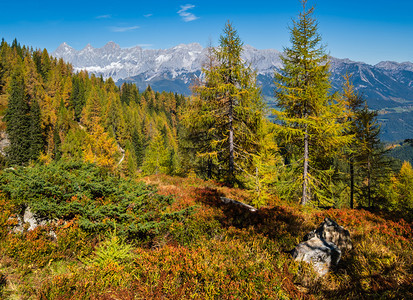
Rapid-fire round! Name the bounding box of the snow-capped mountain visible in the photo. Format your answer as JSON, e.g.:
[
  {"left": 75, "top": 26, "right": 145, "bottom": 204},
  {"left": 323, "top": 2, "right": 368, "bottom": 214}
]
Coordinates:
[
  {"left": 52, "top": 42, "right": 413, "bottom": 141},
  {"left": 52, "top": 41, "right": 282, "bottom": 83}
]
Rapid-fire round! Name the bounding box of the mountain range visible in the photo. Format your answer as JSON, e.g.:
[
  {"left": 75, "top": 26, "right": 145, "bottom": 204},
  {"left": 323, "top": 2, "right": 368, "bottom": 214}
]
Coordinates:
[{"left": 52, "top": 42, "right": 413, "bottom": 142}]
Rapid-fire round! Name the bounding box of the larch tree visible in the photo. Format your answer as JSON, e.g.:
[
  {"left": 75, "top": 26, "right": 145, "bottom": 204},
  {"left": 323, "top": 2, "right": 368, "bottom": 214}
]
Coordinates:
[
  {"left": 141, "top": 131, "right": 170, "bottom": 175},
  {"left": 275, "top": 0, "right": 351, "bottom": 205},
  {"left": 340, "top": 75, "right": 365, "bottom": 208},
  {"left": 188, "top": 22, "right": 265, "bottom": 184}
]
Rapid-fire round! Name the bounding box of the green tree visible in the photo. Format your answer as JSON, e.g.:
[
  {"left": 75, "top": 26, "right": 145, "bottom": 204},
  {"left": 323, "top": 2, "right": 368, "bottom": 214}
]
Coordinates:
[
  {"left": 40, "top": 48, "right": 51, "bottom": 81},
  {"left": 275, "top": 1, "right": 351, "bottom": 205},
  {"left": 385, "top": 161, "right": 413, "bottom": 215},
  {"left": 4, "top": 67, "right": 31, "bottom": 165},
  {"left": 131, "top": 129, "right": 146, "bottom": 167},
  {"left": 354, "top": 104, "right": 388, "bottom": 208},
  {"left": 70, "top": 73, "right": 88, "bottom": 121},
  {"left": 141, "top": 131, "right": 170, "bottom": 175},
  {"left": 341, "top": 75, "right": 364, "bottom": 208},
  {"left": 29, "top": 99, "right": 45, "bottom": 160},
  {"left": 188, "top": 22, "right": 265, "bottom": 184}
]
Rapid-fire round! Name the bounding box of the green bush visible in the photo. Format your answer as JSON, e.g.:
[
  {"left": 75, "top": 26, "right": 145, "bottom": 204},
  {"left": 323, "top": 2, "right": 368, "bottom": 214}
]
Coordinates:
[{"left": 0, "top": 161, "right": 195, "bottom": 241}]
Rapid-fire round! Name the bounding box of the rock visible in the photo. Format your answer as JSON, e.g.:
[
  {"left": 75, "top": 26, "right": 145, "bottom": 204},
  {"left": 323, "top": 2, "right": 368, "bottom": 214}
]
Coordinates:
[
  {"left": 292, "top": 237, "right": 341, "bottom": 276},
  {"left": 304, "top": 217, "right": 352, "bottom": 252},
  {"left": 291, "top": 217, "right": 352, "bottom": 276},
  {"left": 0, "top": 131, "right": 10, "bottom": 156},
  {"left": 10, "top": 206, "right": 47, "bottom": 233},
  {"left": 23, "top": 207, "right": 41, "bottom": 231}
]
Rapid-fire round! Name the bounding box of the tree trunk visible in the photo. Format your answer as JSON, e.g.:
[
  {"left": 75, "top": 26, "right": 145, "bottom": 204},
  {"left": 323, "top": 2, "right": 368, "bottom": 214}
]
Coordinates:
[
  {"left": 207, "top": 157, "right": 212, "bottom": 180},
  {"left": 367, "top": 156, "right": 371, "bottom": 208},
  {"left": 350, "top": 155, "right": 354, "bottom": 209},
  {"left": 301, "top": 128, "right": 309, "bottom": 205},
  {"left": 228, "top": 96, "right": 234, "bottom": 183}
]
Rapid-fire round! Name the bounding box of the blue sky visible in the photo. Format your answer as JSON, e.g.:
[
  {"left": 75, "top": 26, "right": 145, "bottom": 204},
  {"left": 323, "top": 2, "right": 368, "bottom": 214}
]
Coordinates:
[{"left": 1, "top": 0, "right": 412, "bottom": 65}]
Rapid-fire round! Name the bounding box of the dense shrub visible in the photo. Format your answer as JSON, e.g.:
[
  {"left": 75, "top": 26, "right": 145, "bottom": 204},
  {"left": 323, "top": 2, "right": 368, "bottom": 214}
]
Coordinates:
[{"left": 0, "top": 161, "right": 194, "bottom": 241}]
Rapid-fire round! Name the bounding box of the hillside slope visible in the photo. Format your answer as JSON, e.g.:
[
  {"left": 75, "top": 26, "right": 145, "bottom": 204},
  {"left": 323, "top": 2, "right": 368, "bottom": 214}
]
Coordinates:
[{"left": 0, "top": 167, "right": 411, "bottom": 299}]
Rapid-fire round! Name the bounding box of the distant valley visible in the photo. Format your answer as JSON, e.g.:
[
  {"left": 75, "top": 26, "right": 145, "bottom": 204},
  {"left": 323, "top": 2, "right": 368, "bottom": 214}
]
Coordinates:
[{"left": 52, "top": 42, "right": 413, "bottom": 142}]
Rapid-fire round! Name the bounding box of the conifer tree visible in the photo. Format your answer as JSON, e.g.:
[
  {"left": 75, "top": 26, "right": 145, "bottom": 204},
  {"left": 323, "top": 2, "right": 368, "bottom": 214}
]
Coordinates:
[
  {"left": 29, "top": 99, "right": 45, "bottom": 160},
  {"left": 141, "top": 131, "right": 170, "bottom": 175},
  {"left": 4, "top": 67, "right": 32, "bottom": 165},
  {"left": 188, "top": 22, "right": 265, "bottom": 184},
  {"left": 131, "top": 129, "right": 146, "bottom": 167},
  {"left": 81, "top": 86, "right": 102, "bottom": 130},
  {"left": 354, "top": 104, "right": 386, "bottom": 208},
  {"left": 40, "top": 49, "right": 51, "bottom": 81},
  {"left": 342, "top": 76, "right": 361, "bottom": 208},
  {"left": 385, "top": 161, "right": 413, "bottom": 214},
  {"left": 70, "top": 73, "right": 87, "bottom": 121},
  {"left": 275, "top": 1, "right": 351, "bottom": 205}
]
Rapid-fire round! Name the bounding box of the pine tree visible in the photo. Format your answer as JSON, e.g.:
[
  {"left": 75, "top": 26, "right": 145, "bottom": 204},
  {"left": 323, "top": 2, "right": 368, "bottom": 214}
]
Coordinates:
[
  {"left": 275, "top": 1, "right": 351, "bottom": 205},
  {"left": 187, "top": 22, "right": 265, "bottom": 184}
]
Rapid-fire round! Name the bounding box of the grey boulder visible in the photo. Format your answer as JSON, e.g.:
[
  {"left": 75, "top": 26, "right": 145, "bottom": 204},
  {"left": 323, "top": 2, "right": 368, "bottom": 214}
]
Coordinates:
[
  {"left": 291, "top": 217, "right": 351, "bottom": 276},
  {"left": 291, "top": 236, "right": 341, "bottom": 276}
]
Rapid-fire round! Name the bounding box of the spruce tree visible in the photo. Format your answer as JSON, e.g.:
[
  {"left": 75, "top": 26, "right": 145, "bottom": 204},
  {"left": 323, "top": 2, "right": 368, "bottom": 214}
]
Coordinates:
[
  {"left": 70, "top": 74, "right": 87, "bottom": 121},
  {"left": 275, "top": 1, "right": 351, "bottom": 205},
  {"left": 29, "top": 99, "right": 45, "bottom": 160},
  {"left": 4, "top": 68, "right": 32, "bottom": 165},
  {"left": 354, "top": 104, "right": 386, "bottom": 208}
]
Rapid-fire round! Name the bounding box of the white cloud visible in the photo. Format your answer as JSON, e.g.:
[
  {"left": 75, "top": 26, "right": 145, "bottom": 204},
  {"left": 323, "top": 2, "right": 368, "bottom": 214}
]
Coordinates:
[
  {"left": 110, "top": 26, "right": 140, "bottom": 32},
  {"left": 96, "top": 14, "right": 111, "bottom": 19},
  {"left": 178, "top": 4, "right": 199, "bottom": 22},
  {"left": 144, "top": 14, "right": 153, "bottom": 18}
]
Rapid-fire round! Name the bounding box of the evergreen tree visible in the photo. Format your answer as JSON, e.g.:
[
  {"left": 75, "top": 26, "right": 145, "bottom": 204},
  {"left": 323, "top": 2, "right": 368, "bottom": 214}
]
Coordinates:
[
  {"left": 29, "top": 99, "right": 45, "bottom": 160},
  {"left": 11, "top": 38, "right": 23, "bottom": 58},
  {"left": 131, "top": 129, "right": 146, "bottom": 167},
  {"left": 120, "top": 82, "right": 140, "bottom": 105},
  {"left": 187, "top": 22, "right": 265, "bottom": 184},
  {"left": 40, "top": 48, "right": 51, "bottom": 81},
  {"left": 275, "top": 1, "right": 351, "bottom": 205},
  {"left": 354, "top": 104, "right": 387, "bottom": 208},
  {"left": 70, "top": 73, "right": 87, "bottom": 121},
  {"left": 4, "top": 68, "right": 32, "bottom": 165}
]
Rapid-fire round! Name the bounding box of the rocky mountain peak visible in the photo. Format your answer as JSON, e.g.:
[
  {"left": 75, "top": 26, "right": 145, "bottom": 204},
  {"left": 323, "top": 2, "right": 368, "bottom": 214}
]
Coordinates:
[{"left": 103, "top": 41, "right": 120, "bottom": 50}]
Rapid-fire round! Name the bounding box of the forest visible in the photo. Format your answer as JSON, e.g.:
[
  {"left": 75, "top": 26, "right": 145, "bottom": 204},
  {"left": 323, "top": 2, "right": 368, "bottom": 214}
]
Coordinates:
[{"left": 0, "top": 1, "right": 411, "bottom": 299}]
